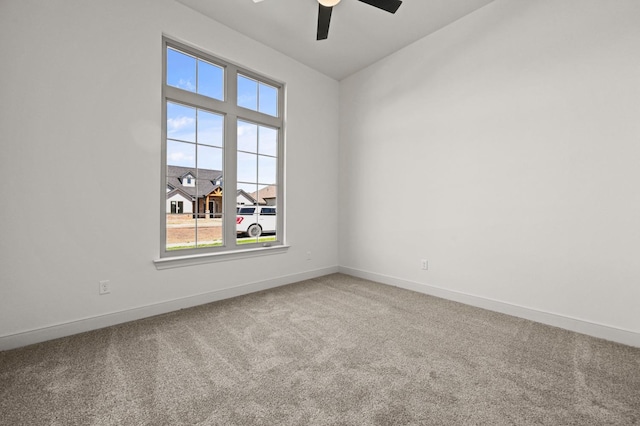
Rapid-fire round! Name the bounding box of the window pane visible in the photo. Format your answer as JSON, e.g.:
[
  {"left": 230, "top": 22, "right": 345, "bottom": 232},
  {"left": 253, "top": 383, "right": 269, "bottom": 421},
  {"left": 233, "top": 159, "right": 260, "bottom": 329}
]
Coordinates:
[
  {"left": 258, "top": 156, "right": 277, "bottom": 185},
  {"left": 197, "top": 145, "right": 223, "bottom": 172},
  {"left": 166, "top": 213, "right": 196, "bottom": 251},
  {"left": 259, "top": 83, "right": 278, "bottom": 116},
  {"left": 197, "top": 214, "right": 223, "bottom": 247},
  {"left": 197, "top": 110, "right": 223, "bottom": 147},
  {"left": 238, "top": 75, "right": 257, "bottom": 110},
  {"left": 256, "top": 184, "right": 276, "bottom": 206},
  {"left": 258, "top": 126, "right": 277, "bottom": 156},
  {"left": 197, "top": 60, "right": 223, "bottom": 100},
  {"left": 167, "top": 140, "right": 195, "bottom": 168},
  {"left": 237, "top": 120, "right": 257, "bottom": 153},
  {"left": 167, "top": 102, "right": 196, "bottom": 142},
  {"left": 167, "top": 48, "right": 196, "bottom": 92},
  {"left": 237, "top": 152, "right": 257, "bottom": 183},
  {"left": 236, "top": 203, "right": 277, "bottom": 244}
]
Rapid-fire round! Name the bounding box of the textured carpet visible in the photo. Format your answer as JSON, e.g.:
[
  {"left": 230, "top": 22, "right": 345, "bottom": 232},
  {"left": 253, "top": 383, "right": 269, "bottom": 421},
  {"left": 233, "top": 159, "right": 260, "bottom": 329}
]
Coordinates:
[{"left": 1, "top": 273, "right": 639, "bottom": 425}]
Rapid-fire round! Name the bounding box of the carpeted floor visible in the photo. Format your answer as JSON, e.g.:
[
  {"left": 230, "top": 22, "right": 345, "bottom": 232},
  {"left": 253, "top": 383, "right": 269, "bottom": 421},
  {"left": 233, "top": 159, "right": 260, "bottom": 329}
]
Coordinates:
[{"left": 1, "top": 273, "right": 639, "bottom": 425}]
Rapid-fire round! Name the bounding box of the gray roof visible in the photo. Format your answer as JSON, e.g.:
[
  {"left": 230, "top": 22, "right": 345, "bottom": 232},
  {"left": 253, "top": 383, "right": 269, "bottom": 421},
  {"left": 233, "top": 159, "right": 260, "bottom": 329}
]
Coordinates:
[
  {"left": 250, "top": 185, "right": 277, "bottom": 204},
  {"left": 167, "top": 166, "right": 223, "bottom": 198}
]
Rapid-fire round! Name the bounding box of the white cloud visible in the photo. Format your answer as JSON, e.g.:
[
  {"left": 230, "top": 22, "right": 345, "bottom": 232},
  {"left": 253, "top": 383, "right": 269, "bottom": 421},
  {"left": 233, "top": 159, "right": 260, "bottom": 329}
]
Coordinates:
[
  {"left": 168, "top": 151, "right": 195, "bottom": 163},
  {"left": 177, "top": 78, "right": 195, "bottom": 92},
  {"left": 167, "top": 116, "right": 195, "bottom": 132},
  {"left": 237, "top": 122, "right": 257, "bottom": 137}
]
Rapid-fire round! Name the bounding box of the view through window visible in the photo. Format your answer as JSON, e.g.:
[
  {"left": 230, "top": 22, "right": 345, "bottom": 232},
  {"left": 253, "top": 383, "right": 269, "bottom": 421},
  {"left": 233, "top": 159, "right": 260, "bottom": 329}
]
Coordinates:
[{"left": 162, "top": 38, "right": 284, "bottom": 256}]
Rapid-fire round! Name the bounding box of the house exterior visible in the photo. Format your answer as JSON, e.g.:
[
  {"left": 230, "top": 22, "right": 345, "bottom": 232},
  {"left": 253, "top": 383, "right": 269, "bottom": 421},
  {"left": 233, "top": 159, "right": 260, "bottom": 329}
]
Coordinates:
[
  {"left": 237, "top": 189, "right": 256, "bottom": 205},
  {"left": 250, "top": 185, "right": 277, "bottom": 206},
  {"left": 167, "top": 165, "right": 263, "bottom": 216},
  {"left": 167, "top": 165, "right": 224, "bottom": 217},
  {"left": 166, "top": 187, "right": 193, "bottom": 214}
]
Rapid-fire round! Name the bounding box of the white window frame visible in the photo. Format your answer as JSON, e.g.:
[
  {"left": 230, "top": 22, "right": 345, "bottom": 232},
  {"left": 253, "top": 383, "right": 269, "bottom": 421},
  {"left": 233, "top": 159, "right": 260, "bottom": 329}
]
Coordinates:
[{"left": 157, "top": 36, "right": 286, "bottom": 266}]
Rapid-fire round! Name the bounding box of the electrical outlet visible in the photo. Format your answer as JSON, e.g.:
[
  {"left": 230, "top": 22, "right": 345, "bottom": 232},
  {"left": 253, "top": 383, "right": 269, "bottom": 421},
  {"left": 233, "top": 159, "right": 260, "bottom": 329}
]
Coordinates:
[
  {"left": 421, "top": 259, "right": 428, "bottom": 270},
  {"left": 306, "top": 251, "right": 312, "bottom": 260},
  {"left": 99, "top": 280, "right": 111, "bottom": 295}
]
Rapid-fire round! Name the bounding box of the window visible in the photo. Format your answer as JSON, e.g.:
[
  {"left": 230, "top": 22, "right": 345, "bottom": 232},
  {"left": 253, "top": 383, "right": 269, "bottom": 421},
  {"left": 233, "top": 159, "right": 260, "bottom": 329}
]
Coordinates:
[
  {"left": 182, "top": 173, "right": 195, "bottom": 187},
  {"left": 170, "top": 201, "right": 184, "bottom": 214},
  {"left": 161, "top": 37, "right": 284, "bottom": 257},
  {"left": 237, "top": 74, "right": 278, "bottom": 116}
]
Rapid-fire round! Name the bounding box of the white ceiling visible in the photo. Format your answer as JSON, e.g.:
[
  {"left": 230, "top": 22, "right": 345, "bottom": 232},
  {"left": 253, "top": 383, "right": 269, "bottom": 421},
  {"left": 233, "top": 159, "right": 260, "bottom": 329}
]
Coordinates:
[{"left": 176, "top": 0, "right": 495, "bottom": 80}]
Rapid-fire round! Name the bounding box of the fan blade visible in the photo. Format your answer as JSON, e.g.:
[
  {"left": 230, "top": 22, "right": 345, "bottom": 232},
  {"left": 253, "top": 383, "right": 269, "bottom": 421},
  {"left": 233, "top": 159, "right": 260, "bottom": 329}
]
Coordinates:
[
  {"left": 357, "top": 0, "right": 402, "bottom": 14},
  {"left": 317, "top": 4, "right": 333, "bottom": 40}
]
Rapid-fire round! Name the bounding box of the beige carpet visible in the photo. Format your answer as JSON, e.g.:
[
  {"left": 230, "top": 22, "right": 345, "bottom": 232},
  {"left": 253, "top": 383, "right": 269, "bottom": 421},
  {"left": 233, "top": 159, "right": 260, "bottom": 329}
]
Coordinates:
[{"left": 1, "top": 273, "right": 639, "bottom": 425}]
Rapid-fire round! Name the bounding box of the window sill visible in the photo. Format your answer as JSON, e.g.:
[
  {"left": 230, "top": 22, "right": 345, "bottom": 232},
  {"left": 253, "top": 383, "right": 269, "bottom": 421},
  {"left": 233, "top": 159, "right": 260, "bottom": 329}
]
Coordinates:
[{"left": 153, "top": 245, "right": 290, "bottom": 270}]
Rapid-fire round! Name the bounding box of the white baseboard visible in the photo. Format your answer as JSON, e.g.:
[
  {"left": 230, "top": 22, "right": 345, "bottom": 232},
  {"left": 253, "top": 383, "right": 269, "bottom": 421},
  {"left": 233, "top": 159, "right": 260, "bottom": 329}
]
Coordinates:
[
  {"left": 339, "top": 266, "right": 640, "bottom": 348},
  {"left": 5, "top": 265, "right": 637, "bottom": 351},
  {"left": 0, "top": 266, "right": 339, "bottom": 351}
]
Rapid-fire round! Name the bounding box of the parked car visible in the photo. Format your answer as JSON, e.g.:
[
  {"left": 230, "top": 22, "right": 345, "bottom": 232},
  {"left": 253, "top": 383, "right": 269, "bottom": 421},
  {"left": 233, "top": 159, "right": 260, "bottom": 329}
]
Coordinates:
[{"left": 236, "top": 206, "right": 276, "bottom": 237}]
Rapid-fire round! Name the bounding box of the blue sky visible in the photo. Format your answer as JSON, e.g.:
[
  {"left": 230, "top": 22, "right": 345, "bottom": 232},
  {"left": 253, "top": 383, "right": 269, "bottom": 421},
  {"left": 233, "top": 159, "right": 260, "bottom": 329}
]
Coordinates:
[{"left": 167, "top": 47, "right": 278, "bottom": 116}]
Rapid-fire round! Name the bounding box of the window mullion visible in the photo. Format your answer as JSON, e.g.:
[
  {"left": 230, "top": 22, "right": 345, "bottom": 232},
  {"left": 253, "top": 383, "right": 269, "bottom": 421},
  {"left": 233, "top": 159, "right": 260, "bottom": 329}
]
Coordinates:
[
  {"left": 194, "top": 109, "right": 199, "bottom": 247},
  {"left": 224, "top": 65, "right": 239, "bottom": 247},
  {"left": 277, "top": 139, "right": 284, "bottom": 243},
  {"left": 236, "top": 108, "right": 281, "bottom": 128},
  {"left": 165, "top": 86, "right": 233, "bottom": 115},
  {"left": 224, "top": 114, "right": 238, "bottom": 247}
]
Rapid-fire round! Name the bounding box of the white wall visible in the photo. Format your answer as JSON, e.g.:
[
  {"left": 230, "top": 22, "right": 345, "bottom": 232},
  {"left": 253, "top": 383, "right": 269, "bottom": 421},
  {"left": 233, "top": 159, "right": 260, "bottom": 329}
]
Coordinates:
[
  {"left": 0, "top": 0, "right": 339, "bottom": 349},
  {"left": 339, "top": 0, "right": 640, "bottom": 343}
]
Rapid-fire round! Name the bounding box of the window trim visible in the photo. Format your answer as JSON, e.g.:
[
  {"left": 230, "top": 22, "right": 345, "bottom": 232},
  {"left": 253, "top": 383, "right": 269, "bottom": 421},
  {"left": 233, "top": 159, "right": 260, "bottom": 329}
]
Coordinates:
[
  {"left": 159, "top": 36, "right": 285, "bottom": 260},
  {"left": 153, "top": 244, "right": 290, "bottom": 270}
]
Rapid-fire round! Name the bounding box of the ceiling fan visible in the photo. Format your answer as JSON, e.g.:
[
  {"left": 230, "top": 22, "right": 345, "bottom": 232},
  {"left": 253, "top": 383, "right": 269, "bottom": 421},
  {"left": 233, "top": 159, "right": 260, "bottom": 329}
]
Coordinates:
[{"left": 253, "top": 0, "right": 403, "bottom": 41}]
